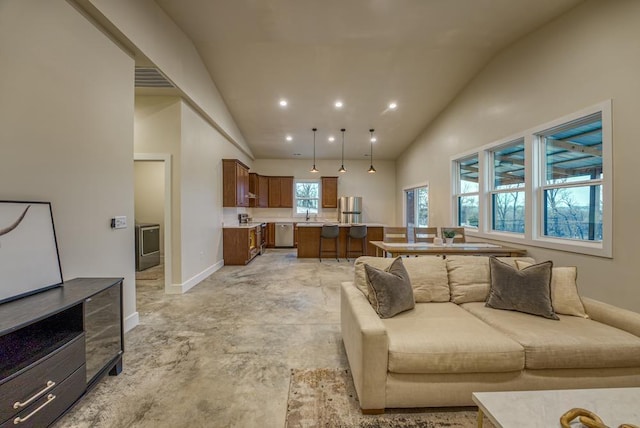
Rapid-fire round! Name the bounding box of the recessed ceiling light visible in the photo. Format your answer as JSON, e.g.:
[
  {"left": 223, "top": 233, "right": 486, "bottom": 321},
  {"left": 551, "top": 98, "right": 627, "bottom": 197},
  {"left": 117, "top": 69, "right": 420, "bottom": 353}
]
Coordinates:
[
  {"left": 286, "top": 135, "right": 293, "bottom": 141},
  {"left": 389, "top": 102, "right": 397, "bottom": 110},
  {"left": 279, "top": 99, "right": 288, "bottom": 107},
  {"left": 334, "top": 100, "right": 343, "bottom": 108},
  {"left": 328, "top": 136, "right": 335, "bottom": 142}
]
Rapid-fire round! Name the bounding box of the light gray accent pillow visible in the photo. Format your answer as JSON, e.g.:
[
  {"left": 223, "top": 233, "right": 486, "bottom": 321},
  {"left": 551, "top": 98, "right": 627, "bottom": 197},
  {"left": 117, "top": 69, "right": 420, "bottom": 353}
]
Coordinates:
[
  {"left": 486, "top": 257, "right": 559, "bottom": 320},
  {"left": 365, "top": 257, "right": 415, "bottom": 319}
]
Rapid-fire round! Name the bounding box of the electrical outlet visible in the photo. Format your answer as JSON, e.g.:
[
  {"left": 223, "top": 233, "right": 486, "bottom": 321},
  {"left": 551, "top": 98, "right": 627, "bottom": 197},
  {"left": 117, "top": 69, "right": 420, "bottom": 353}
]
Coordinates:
[{"left": 111, "top": 216, "right": 127, "bottom": 229}]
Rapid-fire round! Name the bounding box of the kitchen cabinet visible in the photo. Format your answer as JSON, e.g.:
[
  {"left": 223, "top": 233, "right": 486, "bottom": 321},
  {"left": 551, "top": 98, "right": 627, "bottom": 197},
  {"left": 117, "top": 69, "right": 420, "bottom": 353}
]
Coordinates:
[
  {"left": 0, "top": 278, "right": 123, "bottom": 427},
  {"left": 321, "top": 176, "right": 338, "bottom": 208},
  {"left": 266, "top": 223, "right": 275, "bottom": 247},
  {"left": 222, "top": 159, "right": 250, "bottom": 207},
  {"left": 223, "top": 226, "right": 261, "bottom": 265},
  {"left": 249, "top": 173, "right": 269, "bottom": 208},
  {"left": 296, "top": 225, "right": 383, "bottom": 258},
  {"left": 268, "top": 176, "right": 293, "bottom": 208}
]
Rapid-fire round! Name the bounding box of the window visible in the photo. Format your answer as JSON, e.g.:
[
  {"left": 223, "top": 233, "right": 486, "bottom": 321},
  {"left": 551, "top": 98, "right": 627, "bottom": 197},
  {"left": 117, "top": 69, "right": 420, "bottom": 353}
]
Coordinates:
[
  {"left": 538, "top": 113, "right": 603, "bottom": 242},
  {"left": 294, "top": 180, "right": 320, "bottom": 216},
  {"left": 405, "top": 185, "right": 429, "bottom": 227},
  {"left": 454, "top": 154, "right": 479, "bottom": 227},
  {"left": 490, "top": 139, "right": 525, "bottom": 233},
  {"left": 450, "top": 101, "right": 611, "bottom": 257}
]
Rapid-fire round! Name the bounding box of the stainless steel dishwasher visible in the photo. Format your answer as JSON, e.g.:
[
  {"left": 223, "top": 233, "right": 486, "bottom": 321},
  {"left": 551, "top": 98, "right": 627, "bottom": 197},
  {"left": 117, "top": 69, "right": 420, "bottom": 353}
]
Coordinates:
[{"left": 275, "top": 223, "right": 294, "bottom": 247}]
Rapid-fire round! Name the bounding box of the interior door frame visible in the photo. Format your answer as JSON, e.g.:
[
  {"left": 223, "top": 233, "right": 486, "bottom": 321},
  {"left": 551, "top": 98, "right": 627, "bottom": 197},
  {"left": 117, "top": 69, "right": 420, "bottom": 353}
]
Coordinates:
[{"left": 134, "top": 153, "right": 172, "bottom": 294}]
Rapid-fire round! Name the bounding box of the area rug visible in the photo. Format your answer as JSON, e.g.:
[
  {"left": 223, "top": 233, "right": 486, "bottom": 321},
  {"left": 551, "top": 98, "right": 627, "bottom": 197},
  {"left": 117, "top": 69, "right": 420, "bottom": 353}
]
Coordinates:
[{"left": 285, "top": 368, "right": 486, "bottom": 428}]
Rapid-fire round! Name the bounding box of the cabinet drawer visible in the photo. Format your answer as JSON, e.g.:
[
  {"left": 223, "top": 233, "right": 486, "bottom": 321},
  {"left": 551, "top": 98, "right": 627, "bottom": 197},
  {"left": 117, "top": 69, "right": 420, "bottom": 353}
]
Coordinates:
[
  {"left": 1, "top": 365, "right": 85, "bottom": 428},
  {"left": 0, "top": 334, "right": 85, "bottom": 423}
]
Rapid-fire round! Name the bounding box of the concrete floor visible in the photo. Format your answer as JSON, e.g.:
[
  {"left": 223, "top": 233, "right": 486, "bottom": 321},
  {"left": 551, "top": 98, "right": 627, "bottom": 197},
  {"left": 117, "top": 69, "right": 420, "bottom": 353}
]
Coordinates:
[{"left": 56, "top": 249, "right": 355, "bottom": 428}]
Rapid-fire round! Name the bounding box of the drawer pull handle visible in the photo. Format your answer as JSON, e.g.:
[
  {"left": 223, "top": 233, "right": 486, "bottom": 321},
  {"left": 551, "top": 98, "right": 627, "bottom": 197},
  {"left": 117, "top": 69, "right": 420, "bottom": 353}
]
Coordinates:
[
  {"left": 13, "top": 394, "right": 56, "bottom": 425},
  {"left": 13, "top": 380, "right": 55, "bottom": 409}
]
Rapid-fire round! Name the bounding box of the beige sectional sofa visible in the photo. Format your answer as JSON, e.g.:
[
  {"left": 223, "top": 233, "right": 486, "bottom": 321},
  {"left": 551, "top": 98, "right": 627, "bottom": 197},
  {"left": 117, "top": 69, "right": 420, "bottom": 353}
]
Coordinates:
[{"left": 340, "top": 256, "right": 640, "bottom": 413}]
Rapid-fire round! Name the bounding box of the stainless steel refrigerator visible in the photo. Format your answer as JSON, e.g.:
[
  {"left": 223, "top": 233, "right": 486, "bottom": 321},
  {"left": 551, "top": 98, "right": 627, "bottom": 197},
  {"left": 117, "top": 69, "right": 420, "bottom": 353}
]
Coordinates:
[{"left": 338, "top": 196, "right": 363, "bottom": 224}]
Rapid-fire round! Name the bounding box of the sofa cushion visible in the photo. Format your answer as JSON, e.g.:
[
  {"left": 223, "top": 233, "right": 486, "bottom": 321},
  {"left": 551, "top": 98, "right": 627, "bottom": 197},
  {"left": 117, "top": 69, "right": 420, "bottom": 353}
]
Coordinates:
[
  {"left": 354, "top": 256, "right": 450, "bottom": 303},
  {"left": 447, "top": 256, "right": 536, "bottom": 304},
  {"left": 462, "top": 302, "right": 640, "bottom": 370},
  {"left": 515, "top": 261, "right": 588, "bottom": 318},
  {"left": 383, "top": 302, "right": 524, "bottom": 374},
  {"left": 486, "top": 258, "right": 558, "bottom": 320},
  {"left": 365, "top": 257, "right": 415, "bottom": 318}
]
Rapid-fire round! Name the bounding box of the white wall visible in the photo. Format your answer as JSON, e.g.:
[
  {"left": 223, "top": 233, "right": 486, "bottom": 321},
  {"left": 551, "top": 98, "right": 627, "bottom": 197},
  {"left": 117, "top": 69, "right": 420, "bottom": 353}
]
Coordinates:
[
  {"left": 0, "top": 1, "right": 138, "bottom": 329},
  {"left": 134, "top": 161, "right": 165, "bottom": 255},
  {"left": 252, "top": 159, "right": 396, "bottom": 225},
  {"left": 396, "top": 0, "right": 640, "bottom": 310}
]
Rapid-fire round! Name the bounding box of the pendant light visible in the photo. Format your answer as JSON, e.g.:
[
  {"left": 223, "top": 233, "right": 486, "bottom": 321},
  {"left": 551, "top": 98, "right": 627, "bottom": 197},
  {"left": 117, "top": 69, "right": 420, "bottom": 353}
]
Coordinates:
[
  {"left": 338, "top": 128, "right": 347, "bottom": 173},
  {"left": 368, "top": 129, "right": 377, "bottom": 173},
  {"left": 310, "top": 128, "right": 319, "bottom": 173}
]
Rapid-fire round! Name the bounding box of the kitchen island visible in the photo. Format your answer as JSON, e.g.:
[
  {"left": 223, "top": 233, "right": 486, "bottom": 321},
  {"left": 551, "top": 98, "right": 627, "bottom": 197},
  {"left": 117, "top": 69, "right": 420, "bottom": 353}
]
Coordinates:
[{"left": 296, "top": 223, "right": 383, "bottom": 258}]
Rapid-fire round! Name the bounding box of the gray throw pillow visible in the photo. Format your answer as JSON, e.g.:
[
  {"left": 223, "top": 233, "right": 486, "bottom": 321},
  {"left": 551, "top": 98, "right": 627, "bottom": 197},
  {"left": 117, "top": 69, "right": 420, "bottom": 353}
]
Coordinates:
[
  {"left": 365, "top": 257, "right": 415, "bottom": 319},
  {"left": 486, "top": 257, "right": 558, "bottom": 320}
]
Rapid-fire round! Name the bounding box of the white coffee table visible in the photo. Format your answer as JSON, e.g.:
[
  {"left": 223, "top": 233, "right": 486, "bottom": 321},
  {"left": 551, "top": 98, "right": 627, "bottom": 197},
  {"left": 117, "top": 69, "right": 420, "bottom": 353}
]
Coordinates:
[{"left": 472, "top": 387, "right": 640, "bottom": 428}]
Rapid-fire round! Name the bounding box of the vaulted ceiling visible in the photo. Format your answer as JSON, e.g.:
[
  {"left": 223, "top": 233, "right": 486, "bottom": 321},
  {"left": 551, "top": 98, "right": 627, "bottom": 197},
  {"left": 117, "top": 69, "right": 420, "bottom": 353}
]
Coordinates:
[{"left": 154, "top": 0, "right": 582, "bottom": 161}]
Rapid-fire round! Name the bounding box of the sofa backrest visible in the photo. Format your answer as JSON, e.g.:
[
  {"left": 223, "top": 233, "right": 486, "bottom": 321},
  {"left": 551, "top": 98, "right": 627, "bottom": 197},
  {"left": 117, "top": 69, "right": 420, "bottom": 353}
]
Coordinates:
[
  {"left": 446, "top": 256, "right": 536, "bottom": 303},
  {"left": 354, "top": 256, "right": 450, "bottom": 303},
  {"left": 354, "top": 255, "right": 537, "bottom": 304}
]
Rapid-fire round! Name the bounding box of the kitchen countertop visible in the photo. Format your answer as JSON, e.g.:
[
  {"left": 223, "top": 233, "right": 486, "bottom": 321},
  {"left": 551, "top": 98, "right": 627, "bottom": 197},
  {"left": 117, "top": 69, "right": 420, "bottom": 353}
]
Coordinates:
[{"left": 222, "top": 222, "right": 266, "bottom": 229}]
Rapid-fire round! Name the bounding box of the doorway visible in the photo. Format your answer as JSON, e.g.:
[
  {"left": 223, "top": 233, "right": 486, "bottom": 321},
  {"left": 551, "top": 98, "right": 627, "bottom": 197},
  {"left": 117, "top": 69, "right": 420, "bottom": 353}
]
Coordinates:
[
  {"left": 133, "top": 154, "right": 172, "bottom": 293},
  {"left": 404, "top": 184, "right": 429, "bottom": 239}
]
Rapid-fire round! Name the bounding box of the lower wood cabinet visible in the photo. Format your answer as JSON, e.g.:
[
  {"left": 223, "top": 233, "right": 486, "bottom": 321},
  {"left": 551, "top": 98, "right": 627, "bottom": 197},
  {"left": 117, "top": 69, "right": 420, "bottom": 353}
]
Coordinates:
[
  {"left": 0, "top": 278, "right": 123, "bottom": 427},
  {"left": 223, "top": 226, "right": 261, "bottom": 265}
]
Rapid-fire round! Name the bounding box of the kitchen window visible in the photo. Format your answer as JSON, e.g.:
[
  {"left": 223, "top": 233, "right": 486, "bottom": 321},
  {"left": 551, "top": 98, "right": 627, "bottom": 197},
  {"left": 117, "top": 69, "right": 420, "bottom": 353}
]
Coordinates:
[{"left": 294, "top": 179, "right": 320, "bottom": 217}]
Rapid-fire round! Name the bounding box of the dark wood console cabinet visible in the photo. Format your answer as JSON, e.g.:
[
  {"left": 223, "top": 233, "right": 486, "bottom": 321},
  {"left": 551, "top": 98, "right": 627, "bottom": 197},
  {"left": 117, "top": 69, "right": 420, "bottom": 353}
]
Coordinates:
[{"left": 0, "top": 278, "right": 123, "bottom": 427}]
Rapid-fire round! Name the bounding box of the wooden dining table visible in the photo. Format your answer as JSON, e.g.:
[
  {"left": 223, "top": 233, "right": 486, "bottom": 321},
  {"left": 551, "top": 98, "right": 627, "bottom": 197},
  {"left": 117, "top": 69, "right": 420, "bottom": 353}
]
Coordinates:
[{"left": 369, "top": 241, "right": 526, "bottom": 258}]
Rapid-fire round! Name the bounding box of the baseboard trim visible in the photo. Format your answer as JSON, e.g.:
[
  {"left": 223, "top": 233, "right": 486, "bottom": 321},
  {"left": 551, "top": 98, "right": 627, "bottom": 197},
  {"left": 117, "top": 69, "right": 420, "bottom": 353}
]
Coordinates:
[
  {"left": 167, "top": 260, "right": 224, "bottom": 294},
  {"left": 124, "top": 311, "right": 139, "bottom": 333}
]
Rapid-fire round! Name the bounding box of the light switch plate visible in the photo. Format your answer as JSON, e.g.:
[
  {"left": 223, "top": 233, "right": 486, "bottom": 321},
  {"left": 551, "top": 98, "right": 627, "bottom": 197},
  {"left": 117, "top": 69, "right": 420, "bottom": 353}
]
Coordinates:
[{"left": 111, "top": 216, "right": 127, "bottom": 229}]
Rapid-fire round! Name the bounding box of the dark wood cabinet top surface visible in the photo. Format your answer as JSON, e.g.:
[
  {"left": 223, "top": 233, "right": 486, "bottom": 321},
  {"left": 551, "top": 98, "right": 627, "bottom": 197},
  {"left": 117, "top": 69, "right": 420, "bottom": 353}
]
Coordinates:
[{"left": 0, "top": 278, "right": 123, "bottom": 336}]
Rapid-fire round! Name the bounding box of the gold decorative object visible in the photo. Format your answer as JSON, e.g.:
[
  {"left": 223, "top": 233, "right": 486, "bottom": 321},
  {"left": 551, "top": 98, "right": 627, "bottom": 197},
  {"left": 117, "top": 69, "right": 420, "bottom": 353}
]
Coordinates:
[{"left": 560, "top": 408, "right": 639, "bottom": 428}]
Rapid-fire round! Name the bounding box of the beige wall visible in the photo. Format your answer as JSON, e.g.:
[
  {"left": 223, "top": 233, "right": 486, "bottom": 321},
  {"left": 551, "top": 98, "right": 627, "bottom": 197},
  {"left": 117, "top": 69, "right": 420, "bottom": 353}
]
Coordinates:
[
  {"left": 83, "top": 0, "right": 253, "bottom": 159},
  {"left": 134, "top": 161, "right": 165, "bottom": 255},
  {"left": 179, "top": 101, "right": 252, "bottom": 283},
  {"left": 134, "top": 96, "right": 251, "bottom": 288},
  {"left": 134, "top": 96, "right": 182, "bottom": 284},
  {"left": 396, "top": 0, "right": 640, "bottom": 310},
  {"left": 252, "top": 159, "right": 396, "bottom": 225},
  {"left": 0, "top": 1, "right": 138, "bottom": 328}
]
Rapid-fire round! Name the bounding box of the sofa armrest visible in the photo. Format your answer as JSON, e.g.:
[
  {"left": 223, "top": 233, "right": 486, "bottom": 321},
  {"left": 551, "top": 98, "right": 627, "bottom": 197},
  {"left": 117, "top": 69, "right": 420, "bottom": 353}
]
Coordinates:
[
  {"left": 582, "top": 297, "right": 640, "bottom": 337},
  {"left": 340, "top": 281, "right": 388, "bottom": 411}
]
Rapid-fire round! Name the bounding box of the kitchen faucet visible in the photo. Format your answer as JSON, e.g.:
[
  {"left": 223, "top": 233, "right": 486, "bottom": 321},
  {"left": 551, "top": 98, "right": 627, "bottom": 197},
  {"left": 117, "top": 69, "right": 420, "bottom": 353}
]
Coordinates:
[{"left": 306, "top": 209, "right": 310, "bottom": 221}]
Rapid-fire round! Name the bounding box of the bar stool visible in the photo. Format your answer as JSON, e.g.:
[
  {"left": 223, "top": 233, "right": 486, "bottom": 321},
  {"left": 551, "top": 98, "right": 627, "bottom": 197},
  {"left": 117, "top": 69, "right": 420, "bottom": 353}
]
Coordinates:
[
  {"left": 319, "top": 224, "right": 340, "bottom": 262},
  {"left": 347, "top": 225, "right": 367, "bottom": 261}
]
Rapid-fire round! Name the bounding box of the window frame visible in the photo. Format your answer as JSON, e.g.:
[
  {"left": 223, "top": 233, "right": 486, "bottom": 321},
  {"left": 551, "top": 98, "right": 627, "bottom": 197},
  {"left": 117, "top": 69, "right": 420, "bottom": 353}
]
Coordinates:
[
  {"left": 450, "top": 100, "right": 612, "bottom": 258},
  {"left": 489, "top": 138, "right": 526, "bottom": 235},
  {"left": 452, "top": 153, "right": 480, "bottom": 229},
  {"left": 292, "top": 179, "right": 321, "bottom": 218}
]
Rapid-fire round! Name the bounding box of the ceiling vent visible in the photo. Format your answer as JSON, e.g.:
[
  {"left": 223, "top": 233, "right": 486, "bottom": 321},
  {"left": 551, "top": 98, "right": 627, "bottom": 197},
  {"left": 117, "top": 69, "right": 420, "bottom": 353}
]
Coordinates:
[{"left": 134, "top": 67, "right": 174, "bottom": 88}]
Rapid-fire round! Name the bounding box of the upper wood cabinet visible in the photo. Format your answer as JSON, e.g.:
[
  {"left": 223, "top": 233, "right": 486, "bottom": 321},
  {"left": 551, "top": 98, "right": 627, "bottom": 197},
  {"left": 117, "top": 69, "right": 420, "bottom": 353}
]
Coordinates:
[
  {"left": 321, "top": 176, "right": 338, "bottom": 208},
  {"left": 268, "top": 176, "right": 293, "bottom": 208},
  {"left": 223, "top": 159, "right": 250, "bottom": 207},
  {"left": 249, "top": 173, "right": 269, "bottom": 208}
]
